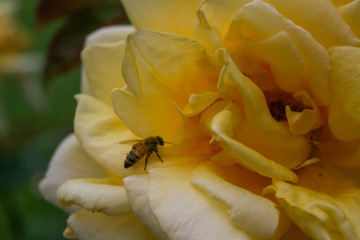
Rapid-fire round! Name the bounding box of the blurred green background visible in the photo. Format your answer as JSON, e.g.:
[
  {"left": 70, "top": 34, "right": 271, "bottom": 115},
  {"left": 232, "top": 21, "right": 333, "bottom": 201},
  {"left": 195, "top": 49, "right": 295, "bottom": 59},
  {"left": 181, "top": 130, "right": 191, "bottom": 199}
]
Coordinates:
[{"left": 1, "top": 0, "right": 80, "bottom": 239}]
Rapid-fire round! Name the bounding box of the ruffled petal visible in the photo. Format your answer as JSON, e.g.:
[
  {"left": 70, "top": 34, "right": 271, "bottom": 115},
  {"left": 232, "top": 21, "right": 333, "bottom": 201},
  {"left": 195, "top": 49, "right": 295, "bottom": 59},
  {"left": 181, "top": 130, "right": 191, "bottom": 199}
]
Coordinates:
[
  {"left": 175, "top": 91, "right": 219, "bottom": 118},
  {"left": 82, "top": 41, "right": 127, "bottom": 106},
  {"left": 266, "top": 165, "right": 360, "bottom": 240},
  {"left": 147, "top": 163, "right": 255, "bottom": 240},
  {"left": 227, "top": 30, "right": 304, "bottom": 92},
  {"left": 233, "top": 0, "right": 330, "bottom": 105},
  {"left": 285, "top": 91, "right": 323, "bottom": 135},
  {"left": 57, "top": 178, "right": 132, "bottom": 216},
  {"left": 264, "top": 0, "right": 360, "bottom": 47},
  {"left": 200, "top": 101, "right": 298, "bottom": 182},
  {"left": 39, "top": 134, "right": 106, "bottom": 214},
  {"left": 338, "top": 0, "right": 360, "bottom": 39},
  {"left": 123, "top": 174, "right": 168, "bottom": 240},
  {"left": 120, "top": 0, "right": 202, "bottom": 38},
  {"left": 191, "top": 162, "right": 290, "bottom": 239},
  {"left": 328, "top": 46, "right": 360, "bottom": 141},
  {"left": 67, "top": 210, "right": 156, "bottom": 240},
  {"left": 217, "top": 51, "right": 311, "bottom": 169}
]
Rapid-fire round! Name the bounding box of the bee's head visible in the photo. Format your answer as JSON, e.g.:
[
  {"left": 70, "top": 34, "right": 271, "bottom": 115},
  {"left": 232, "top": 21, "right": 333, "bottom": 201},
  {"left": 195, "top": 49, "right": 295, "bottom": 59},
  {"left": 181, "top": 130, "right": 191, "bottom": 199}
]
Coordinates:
[{"left": 156, "top": 136, "right": 164, "bottom": 146}]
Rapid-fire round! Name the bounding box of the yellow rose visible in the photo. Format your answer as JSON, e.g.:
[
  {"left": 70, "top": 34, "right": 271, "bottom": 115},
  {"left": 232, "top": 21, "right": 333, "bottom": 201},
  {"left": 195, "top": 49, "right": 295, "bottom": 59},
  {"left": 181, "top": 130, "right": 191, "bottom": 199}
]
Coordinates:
[{"left": 40, "top": 0, "right": 360, "bottom": 239}]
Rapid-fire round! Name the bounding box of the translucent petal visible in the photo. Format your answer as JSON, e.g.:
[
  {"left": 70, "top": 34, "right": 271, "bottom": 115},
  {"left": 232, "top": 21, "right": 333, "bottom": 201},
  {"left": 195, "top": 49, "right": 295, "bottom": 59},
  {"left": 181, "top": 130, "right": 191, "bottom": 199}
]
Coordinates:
[
  {"left": 328, "top": 46, "right": 360, "bottom": 141},
  {"left": 199, "top": 0, "right": 252, "bottom": 39},
  {"left": 121, "top": 0, "right": 202, "bottom": 38},
  {"left": 67, "top": 210, "right": 156, "bottom": 240},
  {"left": 235, "top": 0, "right": 330, "bottom": 105},
  {"left": 57, "top": 178, "right": 131, "bottom": 216},
  {"left": 147, "top": 164, "right": 254, "bottom": 240},
  {"left": 123, "top": 174, "right": 169, "bottom": 240},
  {"left": 39, "top": 134, "right": 106, "bottom": 214},
  {"left": 217, "top": 51, "right": 311, "bottom": 169},
  {"left": 82, "top": 41, "right": 126, "bottom": 106},
  {"left": 194, "top": 9, "right": 222, "bottom": 56},
  {"left": 338, "top": 0, "right": 360, "bottom": 39},
  {"left": 111, "top": 85, "right": 183, "bottom": 141},
  {"left": 122, "top": 29, "right": 218, "bottom": 99},
  {"left": 191, "top": 162, "right": 285, "bottom": 239},
  {"left": 264, "top": 0, "right": 360, "bottom": 47}
]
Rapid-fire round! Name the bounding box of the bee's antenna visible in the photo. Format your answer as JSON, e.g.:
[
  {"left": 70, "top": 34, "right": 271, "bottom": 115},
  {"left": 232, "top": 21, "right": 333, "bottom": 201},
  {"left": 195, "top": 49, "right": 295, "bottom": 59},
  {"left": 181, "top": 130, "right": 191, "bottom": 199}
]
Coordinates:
[{"left": 164, "top": 141, "right": 172, "bottom": 144}]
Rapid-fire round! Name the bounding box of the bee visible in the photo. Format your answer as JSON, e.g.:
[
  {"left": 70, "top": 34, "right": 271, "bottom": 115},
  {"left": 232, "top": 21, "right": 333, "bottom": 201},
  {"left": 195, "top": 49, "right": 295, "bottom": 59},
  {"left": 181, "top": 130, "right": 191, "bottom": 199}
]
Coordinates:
[{"left": 119, "top": 136, "right": 169, "bottom": 170}]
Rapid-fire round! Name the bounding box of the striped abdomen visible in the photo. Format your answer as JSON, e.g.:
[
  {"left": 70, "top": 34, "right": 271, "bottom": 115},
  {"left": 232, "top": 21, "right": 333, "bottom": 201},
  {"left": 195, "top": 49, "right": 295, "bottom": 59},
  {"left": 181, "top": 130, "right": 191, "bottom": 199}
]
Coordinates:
[{"left": 124, "top": 142, "right": 147, "bottom": 168}]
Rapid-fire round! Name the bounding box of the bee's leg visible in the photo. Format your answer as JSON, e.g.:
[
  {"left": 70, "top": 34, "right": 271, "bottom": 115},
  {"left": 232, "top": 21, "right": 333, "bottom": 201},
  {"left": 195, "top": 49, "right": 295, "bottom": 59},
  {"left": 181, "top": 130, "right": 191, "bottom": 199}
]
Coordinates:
[
  {"left": 154, "top": 149, "right": 164, "bottom": 162},
  {"left": 144, "top": 151, "right": 151, "bottom": 170}
]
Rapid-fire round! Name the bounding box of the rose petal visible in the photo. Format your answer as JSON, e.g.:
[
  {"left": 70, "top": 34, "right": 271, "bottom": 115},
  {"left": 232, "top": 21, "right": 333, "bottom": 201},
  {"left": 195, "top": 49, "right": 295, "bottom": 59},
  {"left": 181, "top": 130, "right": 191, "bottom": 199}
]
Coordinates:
[
  {"left": 84, "top": 25, "right": 135, "bottom": 47},
  {"left": 111, "top": 85, "right": 183, "bottom": 141},
  {"left": 329, "top": 0, "right": 354, "bottom": 7},
  {"left": 123, "top": 174, "right": 169, "bottom": 240},
  {"left": 82, "top": 41, "right": 127, "bottom": 106},
  {"left": 120, "top": 0, "right": 202, "bottom": 38},
  {"left": 328, "top": 46, "right": 360, "bottom": 141},
  {"left": 285, "top": 91, "right": 323, "bottom": 135},
  {"left": 217, "top": 51, "right": 311, "bottom": 169},
  {"left": 235, "top": 0, "right": 330, "bottom": 105},
  {"left": 81, "top": 26, "right": 134, "bottom": 95},
  {"left": 191, "top": 162, "right": 286, "bottom": 239},
  {"left": 57, "top": 178, "right": 132, "bottom": 216},
  {"left": 147, "top": 164, "right": 254, "bottom": 240},
  {"left": 199, "top": 0, "right": 252, "bottom": 39},
  {"left": 266, "top": 166, "right": 360, "bottom": 240},
  {"left": 264, "top": 0, "right": 360, "bottom": 47},
  {"left": 194, "top": 9, "right": 222, "bottom": 56},
  {"left": 315, "top": 139, "right": 360, "bottom": 168},
  {"left": 67, "top": 210, "right": 157, "bottom": 240},
  {"left": 338, "top": 0, "right": 360, "bottom": 39},
  {"left": 112, "top": 29, "right": 219, "bottom": 139},
  {"left": 280, "top": 224, "right": 312, "bottom": 240},
  {"left": 227, "top": 30, "right": 304, "bottom": 92},
  {"left": 200, "top": 101, "right": 298, "bottom": 182},
  {"left": 122, "top": 29, "right": 218, "bottom": 99},
  {"left": 39, "top": 134, "right": 106, "bottom": 214},
  {"left": 74, "top": 94, "right": 139, "bottom": 176},
  {"left": 175, "top": 91, "right": 219, "bottom": 118}
]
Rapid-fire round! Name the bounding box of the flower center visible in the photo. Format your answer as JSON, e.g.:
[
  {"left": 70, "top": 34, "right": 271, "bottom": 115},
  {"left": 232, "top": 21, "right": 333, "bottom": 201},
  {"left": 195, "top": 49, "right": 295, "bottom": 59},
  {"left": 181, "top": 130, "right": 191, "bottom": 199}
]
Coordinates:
[{"left": 265, "top": 91, "right": 307, "bottom": 122}]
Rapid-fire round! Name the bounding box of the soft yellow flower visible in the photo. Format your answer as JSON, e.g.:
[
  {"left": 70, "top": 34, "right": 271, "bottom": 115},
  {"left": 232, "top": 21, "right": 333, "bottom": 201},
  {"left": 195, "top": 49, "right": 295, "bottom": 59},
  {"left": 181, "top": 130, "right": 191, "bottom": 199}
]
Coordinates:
[{"left": 40, "top": 0, "right": 360, "bottom": 239}]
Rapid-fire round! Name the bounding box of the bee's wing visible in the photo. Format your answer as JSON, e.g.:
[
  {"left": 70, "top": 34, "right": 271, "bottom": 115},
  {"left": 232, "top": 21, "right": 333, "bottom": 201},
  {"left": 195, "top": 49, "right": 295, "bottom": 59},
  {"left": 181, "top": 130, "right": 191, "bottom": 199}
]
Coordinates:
[{"left": 118, "top": 139, "right": 143, "bottom": 145}]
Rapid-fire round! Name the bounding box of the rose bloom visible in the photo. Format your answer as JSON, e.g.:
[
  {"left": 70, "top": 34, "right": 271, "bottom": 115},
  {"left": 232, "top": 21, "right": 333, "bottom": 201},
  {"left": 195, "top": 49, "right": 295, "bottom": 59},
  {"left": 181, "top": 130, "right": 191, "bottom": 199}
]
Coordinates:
[{"left": 40, "top": 0, "right": 360, "bottom": 239}]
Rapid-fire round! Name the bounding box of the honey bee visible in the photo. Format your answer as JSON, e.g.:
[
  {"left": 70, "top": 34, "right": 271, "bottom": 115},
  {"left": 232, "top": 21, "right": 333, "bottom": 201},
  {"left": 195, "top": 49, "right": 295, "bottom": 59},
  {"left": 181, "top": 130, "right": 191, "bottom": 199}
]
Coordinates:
[{"left": 119, "top": 136, "right": 169, "bottom": 170}]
